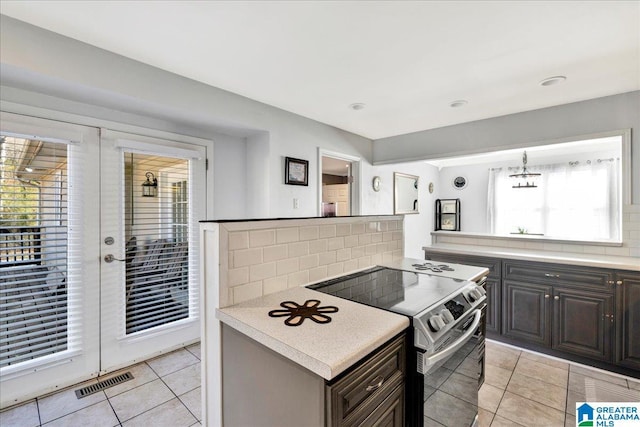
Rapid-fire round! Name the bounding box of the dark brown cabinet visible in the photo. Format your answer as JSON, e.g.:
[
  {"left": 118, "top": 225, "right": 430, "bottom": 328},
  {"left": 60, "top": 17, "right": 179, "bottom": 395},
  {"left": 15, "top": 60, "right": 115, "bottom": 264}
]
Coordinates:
[
  {"left": 502, "top": 261, "right": 615, "bottom": 362},
  {"left": 616, "top": 272, "right": 640, "bottom": 370},
  {"left": 327, "top": 334, "right": 406, "bottom": 426},
  {"left": 424, "top": 249, "right": 639, "bottom": 376},
  {"left": 553, "top": 287, "right": 613, "bottom": 361},
  {"left": 502, "top": 280, "right": 552, "bottom": 346}
]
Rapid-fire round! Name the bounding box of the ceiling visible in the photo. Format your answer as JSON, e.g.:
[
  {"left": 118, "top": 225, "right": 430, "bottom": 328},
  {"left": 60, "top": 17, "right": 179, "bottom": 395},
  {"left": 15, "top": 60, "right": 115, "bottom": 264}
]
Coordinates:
[{"left": 1, "top": 1, "right": 638, "bottom": 140}]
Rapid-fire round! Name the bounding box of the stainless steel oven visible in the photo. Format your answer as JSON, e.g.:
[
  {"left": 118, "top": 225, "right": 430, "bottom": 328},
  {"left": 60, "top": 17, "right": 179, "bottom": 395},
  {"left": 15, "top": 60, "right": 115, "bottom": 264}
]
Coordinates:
[{"left": 309, "top": 266, "right": 487, "bottom": 427}]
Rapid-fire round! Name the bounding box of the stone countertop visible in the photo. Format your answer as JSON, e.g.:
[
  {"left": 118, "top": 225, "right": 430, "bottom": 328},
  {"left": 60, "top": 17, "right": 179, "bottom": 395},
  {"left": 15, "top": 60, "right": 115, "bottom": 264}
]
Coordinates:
[
  {"left": 423, "top": 244, "right": 640, "bottom": 272},
  {"left": 216, "top": 286, "right": 409, "bottom": 381}
]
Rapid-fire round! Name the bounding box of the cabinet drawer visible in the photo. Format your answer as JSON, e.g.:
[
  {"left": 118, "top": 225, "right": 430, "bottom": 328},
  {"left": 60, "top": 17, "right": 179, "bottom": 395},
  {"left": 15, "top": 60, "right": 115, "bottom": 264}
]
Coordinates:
[
  {"left": 327, "top": 335, "right": 405, "bottom": 425},
  {"left": 424, "top": 252, "right": 501, "bottom": 279},
  {"left": 503, "top": 261, "right": 614, "bottom": 290}
]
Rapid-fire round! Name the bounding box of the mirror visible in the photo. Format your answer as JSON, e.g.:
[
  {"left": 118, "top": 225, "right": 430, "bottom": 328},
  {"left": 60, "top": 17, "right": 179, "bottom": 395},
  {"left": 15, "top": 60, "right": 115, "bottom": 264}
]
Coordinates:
[{"left": 394, "top": 172, "right": 419, "bottom": 214}]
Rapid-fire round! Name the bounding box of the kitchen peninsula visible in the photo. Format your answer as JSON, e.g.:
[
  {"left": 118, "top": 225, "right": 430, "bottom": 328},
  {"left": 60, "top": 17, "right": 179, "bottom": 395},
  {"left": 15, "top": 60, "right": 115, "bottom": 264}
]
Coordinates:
[
  {"left": 201, "top": 215, "right": 490, "bottom": 426},
  {"left": 200, "top": 215, "right": 408, "bottom": 426}
]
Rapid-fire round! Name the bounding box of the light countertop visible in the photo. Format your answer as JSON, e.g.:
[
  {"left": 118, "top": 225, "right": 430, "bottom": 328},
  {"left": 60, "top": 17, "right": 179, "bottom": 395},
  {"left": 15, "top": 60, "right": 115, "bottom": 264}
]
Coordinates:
[
  {"left": 423, "top": 244, "right": 640, "bottom": 272},
  {"left": 216, "top": 286, "right": 409, "bottom": 381}
]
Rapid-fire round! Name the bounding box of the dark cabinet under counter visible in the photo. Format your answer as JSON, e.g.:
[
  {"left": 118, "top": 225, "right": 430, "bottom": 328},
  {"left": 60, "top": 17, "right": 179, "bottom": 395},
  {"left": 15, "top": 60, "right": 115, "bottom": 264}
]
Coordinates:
[
  {"left": 424, "top": 248, "right": 640, "bottom": 378},
  {"left": 222, "top": 324, "right": 407, "bottom": 427}
]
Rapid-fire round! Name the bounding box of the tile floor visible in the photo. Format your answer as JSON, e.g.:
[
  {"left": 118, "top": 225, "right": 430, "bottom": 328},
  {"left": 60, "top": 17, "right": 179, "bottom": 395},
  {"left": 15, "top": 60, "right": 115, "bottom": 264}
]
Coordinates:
[
  {"left": 1, "top": 339, "right": 639, "bottom": 427},
  {"left": 0, "top": 343, "right": 202, "bottom": 427},
  {"left": 479, "top": 340, "right": 640, "bottom": 427}
]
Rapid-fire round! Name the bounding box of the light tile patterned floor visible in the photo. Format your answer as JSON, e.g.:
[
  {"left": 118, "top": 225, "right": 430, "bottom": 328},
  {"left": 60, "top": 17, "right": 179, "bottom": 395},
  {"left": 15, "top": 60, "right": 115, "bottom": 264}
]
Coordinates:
[
  {"left": 0, "top": 343, "right": 201, "bottom": 427},
  {"left": 2, "top": 339, "right": 639, "bottom": 426},
  {"left": 479, "top": 340, "right": 640, "bottom": 427}
]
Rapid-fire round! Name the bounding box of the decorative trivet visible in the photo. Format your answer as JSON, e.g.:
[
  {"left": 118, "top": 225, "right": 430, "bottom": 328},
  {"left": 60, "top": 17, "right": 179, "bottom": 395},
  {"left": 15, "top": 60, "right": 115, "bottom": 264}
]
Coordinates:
[{"left": 268, "top": 299, "right": 339, "bottom": 327}]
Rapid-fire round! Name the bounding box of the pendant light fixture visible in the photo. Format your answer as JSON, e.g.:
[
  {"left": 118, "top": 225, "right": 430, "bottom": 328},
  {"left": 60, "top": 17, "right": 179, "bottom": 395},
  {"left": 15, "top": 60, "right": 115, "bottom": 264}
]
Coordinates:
[{"left": 509, "top": 151, "right": 541, "bottom": 188}]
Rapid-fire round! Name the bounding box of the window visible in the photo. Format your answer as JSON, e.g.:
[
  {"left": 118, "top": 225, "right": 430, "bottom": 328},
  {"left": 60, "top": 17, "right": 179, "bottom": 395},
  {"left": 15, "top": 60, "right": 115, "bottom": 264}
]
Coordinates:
[{"left": 488, "top": 156, "right": 621, "bottom": 242}]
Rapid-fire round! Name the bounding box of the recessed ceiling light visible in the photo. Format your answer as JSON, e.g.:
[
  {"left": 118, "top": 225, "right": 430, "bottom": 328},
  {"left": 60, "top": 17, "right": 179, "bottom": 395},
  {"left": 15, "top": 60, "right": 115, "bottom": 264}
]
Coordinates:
[
  {"left": 449, "top": 100, "right": 468, "bottom": 108},
  {"left": 349, "top": 103, "right": 366, "bottom": 111},
  {"left": 539, "top": 76, "right": 567, "bottom": 86}
]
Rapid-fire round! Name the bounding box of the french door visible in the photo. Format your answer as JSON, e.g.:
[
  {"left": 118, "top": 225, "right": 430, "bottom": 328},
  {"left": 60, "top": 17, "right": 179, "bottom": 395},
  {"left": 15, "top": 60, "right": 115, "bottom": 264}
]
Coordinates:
[
  {"left": 0, "top": 112, "right": 101, "bottom": 407},
  {"left": 0, "top": 113, "right": 208, "bottom": 407},
  {"left": 99, "top": 130, "right": 206, "bottom": 372}
]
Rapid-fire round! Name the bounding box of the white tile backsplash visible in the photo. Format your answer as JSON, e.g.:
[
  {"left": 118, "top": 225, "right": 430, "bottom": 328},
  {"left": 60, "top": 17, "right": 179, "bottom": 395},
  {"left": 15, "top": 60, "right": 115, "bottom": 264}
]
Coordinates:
[{"left": 214, "top": 216, "right": 404, "bottom": 306}]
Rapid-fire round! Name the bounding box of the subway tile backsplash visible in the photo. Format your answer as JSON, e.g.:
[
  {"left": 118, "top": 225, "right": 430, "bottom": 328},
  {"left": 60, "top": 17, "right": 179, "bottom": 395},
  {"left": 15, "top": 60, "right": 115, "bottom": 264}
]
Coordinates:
[{"left": 213, "top": 216, "right": 404, "bottom": 307}]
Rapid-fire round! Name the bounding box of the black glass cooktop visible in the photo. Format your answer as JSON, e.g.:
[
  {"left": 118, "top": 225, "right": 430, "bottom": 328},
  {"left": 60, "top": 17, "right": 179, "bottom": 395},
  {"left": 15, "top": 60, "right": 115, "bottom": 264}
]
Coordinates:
[{"left": 308, "top": 267, "right": 471, "bottom": 317}]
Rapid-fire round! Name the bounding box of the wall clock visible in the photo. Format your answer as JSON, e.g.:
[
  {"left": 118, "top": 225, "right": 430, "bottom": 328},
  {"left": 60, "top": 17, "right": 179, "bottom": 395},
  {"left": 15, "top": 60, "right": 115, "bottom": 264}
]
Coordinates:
[
  {"left": 372, "top": 176, "right": 381, "bottom": 192},
  {"left": 452, "top": 176, "right": 467, "bottom": 190}
]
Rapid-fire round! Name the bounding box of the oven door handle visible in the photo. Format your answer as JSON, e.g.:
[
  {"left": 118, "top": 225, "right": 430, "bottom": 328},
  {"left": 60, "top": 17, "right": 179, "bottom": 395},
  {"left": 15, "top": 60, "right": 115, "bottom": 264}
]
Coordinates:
[{"left": 423, "top": 309, "right": 482, "bottom": 369}]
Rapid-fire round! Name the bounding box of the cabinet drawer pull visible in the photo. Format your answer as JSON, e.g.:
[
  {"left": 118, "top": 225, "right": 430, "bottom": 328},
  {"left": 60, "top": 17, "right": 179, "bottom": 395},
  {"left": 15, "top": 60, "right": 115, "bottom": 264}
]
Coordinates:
[
  {"left": 544, "top": 273, "right": 560, "bottom": 278},
  {"left": 544, "top": 294, "right": 550, "bottom": 299},
  {"left": 616, "top": 280, "right": 623, "bottom": 285},
  {"left": 365, "top": 375, "right": 384, "bottom": 392},
  {"left": 554, "top": 296, "right": 560, "bottom": 300}
]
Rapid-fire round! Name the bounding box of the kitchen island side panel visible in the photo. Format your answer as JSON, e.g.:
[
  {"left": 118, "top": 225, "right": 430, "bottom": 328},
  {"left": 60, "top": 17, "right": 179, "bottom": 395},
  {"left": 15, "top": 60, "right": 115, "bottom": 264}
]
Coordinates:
[{"left": 221, "top": 324, "right": 325, "bottom": 427}]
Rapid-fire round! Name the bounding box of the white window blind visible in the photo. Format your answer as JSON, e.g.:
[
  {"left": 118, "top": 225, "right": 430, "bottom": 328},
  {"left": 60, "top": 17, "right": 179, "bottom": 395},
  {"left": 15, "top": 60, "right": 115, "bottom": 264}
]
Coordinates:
[
  {"left": 0, "top": 135, "right": 70, "bottom": 368},
  {"left": 124, "top": 153, "right": 192, "bottom": 334}
]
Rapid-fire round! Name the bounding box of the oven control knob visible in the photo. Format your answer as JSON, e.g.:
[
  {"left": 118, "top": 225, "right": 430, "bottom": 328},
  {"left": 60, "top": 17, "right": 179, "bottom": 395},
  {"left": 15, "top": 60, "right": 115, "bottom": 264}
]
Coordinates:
[
  {"left": 429, "top": 314, "right": 446, "bottom": 332},
  {"left": 467, "top": 288, "right": 484, "bottom": 302},
  {"left": 440, "top": 309, "right": 454, "bottom": 324}
]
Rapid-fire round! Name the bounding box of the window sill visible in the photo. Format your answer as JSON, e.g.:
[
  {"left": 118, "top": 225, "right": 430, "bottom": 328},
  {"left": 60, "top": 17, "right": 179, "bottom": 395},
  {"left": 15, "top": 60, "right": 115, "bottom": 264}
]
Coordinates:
[{"left": 430, "top": 230, "right": 623, "bottom": 247}]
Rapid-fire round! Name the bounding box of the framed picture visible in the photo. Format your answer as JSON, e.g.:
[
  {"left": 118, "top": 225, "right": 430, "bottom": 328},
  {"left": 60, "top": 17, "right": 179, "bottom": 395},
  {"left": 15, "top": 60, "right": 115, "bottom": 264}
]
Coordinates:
[
  {"left": 441, "top": 200, "right": 457, "bottom": 214},
  {"left": 285, "top": 157, "right": 309, "bottom": 186},
  {"left": 441, "top": 216, "right": 457, "bottom": 230}
]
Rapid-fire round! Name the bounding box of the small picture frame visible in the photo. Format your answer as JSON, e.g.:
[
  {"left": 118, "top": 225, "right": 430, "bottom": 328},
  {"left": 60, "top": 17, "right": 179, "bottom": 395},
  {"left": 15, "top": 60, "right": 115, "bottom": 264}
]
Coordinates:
[
  {"left": 441, "top": 200, "right": 457, "bottom": 214},
  {"left": 441, "top": 217, "right": 456, "bottom": 230},
  {"left": 285, "top": 157, "right": 309, "bottom": 186}
]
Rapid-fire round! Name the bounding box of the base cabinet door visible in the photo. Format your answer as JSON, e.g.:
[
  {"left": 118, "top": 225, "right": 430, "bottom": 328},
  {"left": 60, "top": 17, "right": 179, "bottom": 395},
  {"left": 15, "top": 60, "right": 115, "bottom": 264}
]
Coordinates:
[
  {"left": 502, "top": 280, "right": 551, "bottom": 346},
  {"left": 485, "top": 278, "right": 500, "bottom": 335},
  {"left": 616, "top": 273, "right": 640, "bottom": 370},
  {"left": 553, "top": 288, "right": 613, "bottom": 362},
  {"left": 359, "top": 384, "right": 404, "bottom": 427}
]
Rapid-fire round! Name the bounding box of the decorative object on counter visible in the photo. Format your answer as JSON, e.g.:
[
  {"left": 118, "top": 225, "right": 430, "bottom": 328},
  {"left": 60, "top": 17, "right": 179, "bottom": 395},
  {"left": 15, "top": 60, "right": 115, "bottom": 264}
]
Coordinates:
[
  {"left": 394, "top": 172, "right": 419, "bottom": 214},
  {"left": 509, "top": 151, "right": 541, "bottom": 188},
  {"left": 435, "top": 198, "right": 460, "bottom": 231},
  {"left": 452, "top": 176, "right": 467, "bottom": 189},
  {"left": 428, "top": 182, "right": 434, "bottom": 194},
  {"left": 372, "top": 175, "right": 381, "bottom": 192},
  {"left": 268, "top": 299, "right": 338, "bottom": 326},
  {"left": 141, "top": 172, "right": 158, "bottom": 197},
  {"left": 284, "top": 156, "right": 309, "bottom": 186},
  {"left": 411, "top": 262, "right": 455, "bottom": 273}
]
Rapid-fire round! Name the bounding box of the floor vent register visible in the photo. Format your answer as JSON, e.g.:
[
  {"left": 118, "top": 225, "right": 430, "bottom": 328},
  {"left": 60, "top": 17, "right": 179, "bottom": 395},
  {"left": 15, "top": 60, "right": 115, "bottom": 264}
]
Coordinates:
[{"left": 75, "top": 371, "right": 134, "bottom": 399}]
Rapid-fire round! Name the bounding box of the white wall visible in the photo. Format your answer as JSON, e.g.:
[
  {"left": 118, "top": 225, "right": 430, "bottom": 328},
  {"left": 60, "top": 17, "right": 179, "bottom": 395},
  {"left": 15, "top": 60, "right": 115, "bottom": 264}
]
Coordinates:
[
  {"left": 361, "top": 161, "right": 440, "bottom": 258},
  {"left": 0, "top": 15, "right": 372, "bottom": 220},
  {"left": 373, "top": 91, "right": 640, "bottom": 204}
]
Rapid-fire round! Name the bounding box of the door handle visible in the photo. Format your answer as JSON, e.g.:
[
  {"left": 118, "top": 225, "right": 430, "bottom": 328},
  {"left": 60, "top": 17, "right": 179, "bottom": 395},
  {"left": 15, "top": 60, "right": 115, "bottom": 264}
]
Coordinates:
[{"left": 104, "top": 254, "right": 125, "bottom": 263}]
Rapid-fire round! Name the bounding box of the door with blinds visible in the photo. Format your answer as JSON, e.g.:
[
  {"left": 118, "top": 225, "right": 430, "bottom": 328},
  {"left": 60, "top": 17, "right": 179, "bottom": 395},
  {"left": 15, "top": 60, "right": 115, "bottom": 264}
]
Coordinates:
[
  {"left": 0, "top": 112, "right": 101, "bottom": 407},
  {"left": 99, "top": 130, "right": 206, "bottom": 372}
]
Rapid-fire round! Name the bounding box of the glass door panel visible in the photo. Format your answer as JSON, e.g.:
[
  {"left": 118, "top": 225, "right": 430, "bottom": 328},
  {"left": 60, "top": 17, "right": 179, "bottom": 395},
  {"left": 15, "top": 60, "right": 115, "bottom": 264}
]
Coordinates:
[
  {"left": 0, "top": 112, "right": 100, "bottom": 408},
  {"left": 100, "top": 130, "right": 205, "bottom": 373}
]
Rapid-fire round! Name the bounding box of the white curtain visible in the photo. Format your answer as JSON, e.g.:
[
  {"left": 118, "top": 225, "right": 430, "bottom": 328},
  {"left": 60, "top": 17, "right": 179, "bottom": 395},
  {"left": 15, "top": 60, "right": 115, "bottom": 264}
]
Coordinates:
[{"left": 487, "top": 159, "right": 620, "bottom": 241}]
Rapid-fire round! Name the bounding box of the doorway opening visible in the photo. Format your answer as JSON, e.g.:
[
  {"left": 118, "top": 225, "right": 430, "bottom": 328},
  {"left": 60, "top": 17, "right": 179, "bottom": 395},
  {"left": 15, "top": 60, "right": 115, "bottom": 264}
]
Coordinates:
[
  {"left": 321, "top": 156, "right": 351, "bottom": 217},
  {"left": 318, "top": 150, "right": 361, "bottom": 217}
]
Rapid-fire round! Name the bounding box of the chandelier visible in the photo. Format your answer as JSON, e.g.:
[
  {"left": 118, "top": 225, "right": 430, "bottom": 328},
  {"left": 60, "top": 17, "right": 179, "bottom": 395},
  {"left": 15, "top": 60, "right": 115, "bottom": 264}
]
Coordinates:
[{"left": 509, "top": 151, "right": 541, "bottom": 188}]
